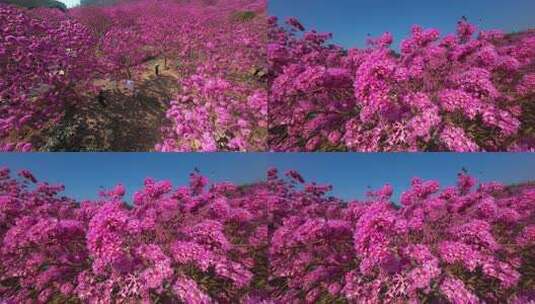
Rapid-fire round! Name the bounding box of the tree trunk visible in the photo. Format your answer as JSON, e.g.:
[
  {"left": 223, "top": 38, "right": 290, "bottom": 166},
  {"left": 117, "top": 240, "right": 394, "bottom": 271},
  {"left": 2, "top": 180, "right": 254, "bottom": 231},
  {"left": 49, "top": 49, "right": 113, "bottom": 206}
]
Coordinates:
[{"left": 97, "top": 91, "right": 107, "bottom": 107}]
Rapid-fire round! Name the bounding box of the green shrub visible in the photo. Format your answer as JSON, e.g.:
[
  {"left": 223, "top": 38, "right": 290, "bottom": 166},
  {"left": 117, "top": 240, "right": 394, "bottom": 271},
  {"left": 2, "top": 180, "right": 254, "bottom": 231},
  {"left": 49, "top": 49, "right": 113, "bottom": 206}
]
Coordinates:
[{"left": 231, "top": 10, "right": 256, "bottom": 22}]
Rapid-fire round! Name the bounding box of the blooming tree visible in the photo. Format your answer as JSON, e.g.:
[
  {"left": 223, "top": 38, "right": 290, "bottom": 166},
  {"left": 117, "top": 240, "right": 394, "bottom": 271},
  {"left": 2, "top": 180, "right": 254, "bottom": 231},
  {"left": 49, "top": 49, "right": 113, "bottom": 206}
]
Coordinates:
[
  {"left": 1, "top": 167, "right": 534, "bottom": 303},
  {"left": 0, "top": 5, "right": 101, "bottom": 151},
  {"left": 268, "top": 17, "right": 535, "bottom": 151},
  {"left": 1, "top": 0, "right": 268, "bottom": 152},
  {"left": 155, "top": 0, "right": 268, "bottom": 151}
]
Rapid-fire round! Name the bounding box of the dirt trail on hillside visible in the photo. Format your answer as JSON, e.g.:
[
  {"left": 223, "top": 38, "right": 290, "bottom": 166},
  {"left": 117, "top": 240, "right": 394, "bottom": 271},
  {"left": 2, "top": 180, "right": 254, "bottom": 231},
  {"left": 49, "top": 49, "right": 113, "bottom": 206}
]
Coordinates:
[{"left": 39, "top": 64, "right": 180, "bottom": 151}]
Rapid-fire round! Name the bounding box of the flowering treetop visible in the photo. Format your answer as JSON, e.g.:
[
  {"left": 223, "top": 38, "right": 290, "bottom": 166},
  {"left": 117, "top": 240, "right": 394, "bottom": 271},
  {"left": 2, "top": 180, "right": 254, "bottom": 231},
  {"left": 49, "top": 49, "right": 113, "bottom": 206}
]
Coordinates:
[
  {"left": 268, "top": 17, "right": 535, "bottom": 152},
  {"left": 1, "top": 167, "right": 534, "bottom": 303}
]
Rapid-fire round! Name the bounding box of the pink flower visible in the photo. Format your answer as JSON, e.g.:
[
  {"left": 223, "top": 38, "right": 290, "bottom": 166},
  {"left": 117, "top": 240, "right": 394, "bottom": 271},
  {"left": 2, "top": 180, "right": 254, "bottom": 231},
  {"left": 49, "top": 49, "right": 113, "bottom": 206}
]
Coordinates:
[{"left": 440, "top": 277, "right": 481, "bottom": 304}]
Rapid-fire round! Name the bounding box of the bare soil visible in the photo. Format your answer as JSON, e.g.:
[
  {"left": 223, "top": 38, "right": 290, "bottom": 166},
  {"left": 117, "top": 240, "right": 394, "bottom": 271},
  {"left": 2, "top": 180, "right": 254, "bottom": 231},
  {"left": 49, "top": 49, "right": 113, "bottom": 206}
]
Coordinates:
[{"left": 36, "top": 60, "right": 181, "bottom": 151}]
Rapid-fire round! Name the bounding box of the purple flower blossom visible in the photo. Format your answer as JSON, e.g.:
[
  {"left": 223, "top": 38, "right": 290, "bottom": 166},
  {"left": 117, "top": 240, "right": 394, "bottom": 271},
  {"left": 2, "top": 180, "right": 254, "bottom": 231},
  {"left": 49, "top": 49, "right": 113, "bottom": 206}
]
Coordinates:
[
  {"left": 1, "top": 168, "right": 533, "bottom": 302},
  {"left": 268, "top": 17, "right": 535, "bottom": 151}
]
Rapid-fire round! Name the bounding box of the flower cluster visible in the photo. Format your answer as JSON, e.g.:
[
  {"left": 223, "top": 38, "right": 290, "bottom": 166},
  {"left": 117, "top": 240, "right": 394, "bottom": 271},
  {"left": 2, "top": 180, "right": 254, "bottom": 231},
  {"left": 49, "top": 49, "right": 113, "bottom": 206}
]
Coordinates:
[
  {"left": 268, "top": 18, "right": 535, "bottom": 151},
  {"left": 1, "top": 167, "right": 534, "bottom": 303},
  {"left": 154, "top": 0, "right": 268, "bottom": 151},
  {"left": 0, "top": 5, "right": 101, "bottom": 151},
  {"left": 1, "top": 0, "right": 267, "bottom": 151}
]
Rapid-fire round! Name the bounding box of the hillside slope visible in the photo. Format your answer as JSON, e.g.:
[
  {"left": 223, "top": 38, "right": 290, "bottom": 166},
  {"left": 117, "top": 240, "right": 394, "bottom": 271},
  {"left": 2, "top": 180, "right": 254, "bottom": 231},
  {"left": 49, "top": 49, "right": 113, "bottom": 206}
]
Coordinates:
[
  {"left": 0, "top": 0, "right": 67, "bottom": 10},
  {"left": 80, "top": 0, "right": 117, "bottom": 6}
]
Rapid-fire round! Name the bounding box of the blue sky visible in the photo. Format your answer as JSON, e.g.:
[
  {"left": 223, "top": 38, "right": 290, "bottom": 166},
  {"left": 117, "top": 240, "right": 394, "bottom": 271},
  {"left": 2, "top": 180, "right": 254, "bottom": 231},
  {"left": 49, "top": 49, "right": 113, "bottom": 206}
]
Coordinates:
[
  {"left": 269, "top": 0, "right": 535, "bottom": 49},
  {"left": 1, "top": 153, "right": 534, "bottom": 203}
]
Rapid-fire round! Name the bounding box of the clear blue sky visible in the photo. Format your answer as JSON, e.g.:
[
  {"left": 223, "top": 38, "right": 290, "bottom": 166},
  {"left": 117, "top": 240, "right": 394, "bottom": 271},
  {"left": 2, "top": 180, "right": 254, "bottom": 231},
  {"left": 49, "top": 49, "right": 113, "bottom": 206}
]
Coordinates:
[
  {"left": 1, "top": 153, "right": 534, "bottom": 203},
  {"left": 269, "top": 0, "right": 535, "bottom": 49}
]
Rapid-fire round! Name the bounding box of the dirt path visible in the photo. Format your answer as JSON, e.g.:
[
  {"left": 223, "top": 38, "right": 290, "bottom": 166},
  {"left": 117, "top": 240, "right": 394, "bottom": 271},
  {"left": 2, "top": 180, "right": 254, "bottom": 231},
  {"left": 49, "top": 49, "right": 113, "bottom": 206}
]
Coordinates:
[{"left": 40, "top": 63, "right": 180, "bottom": 151}]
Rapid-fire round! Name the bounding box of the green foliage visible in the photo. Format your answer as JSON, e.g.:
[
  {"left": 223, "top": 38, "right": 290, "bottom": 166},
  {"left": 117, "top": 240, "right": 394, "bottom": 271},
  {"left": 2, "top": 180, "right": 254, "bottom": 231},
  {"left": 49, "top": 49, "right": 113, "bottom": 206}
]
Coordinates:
[
  {"left": 231, "top": 10, "right": 256, "bottom": 22},
  {"left": 1, "top": 0, "right": 67, "bottom": 11},
  {"left": 80, "top": 0, "right": 117, "bottom": 7}
]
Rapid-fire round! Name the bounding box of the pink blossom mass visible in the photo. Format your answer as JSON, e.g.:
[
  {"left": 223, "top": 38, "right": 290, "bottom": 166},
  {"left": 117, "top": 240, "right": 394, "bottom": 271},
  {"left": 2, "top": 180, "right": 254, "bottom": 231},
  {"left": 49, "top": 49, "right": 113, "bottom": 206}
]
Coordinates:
[
  {"left": 1, "top": 0, "right": 267, "bottom": 152},
  {"left": 0, "top": 167, "right": 534, "bottom": 303},
  {"left": 268, "top": 17, "right": 535, "bottom": 152}
]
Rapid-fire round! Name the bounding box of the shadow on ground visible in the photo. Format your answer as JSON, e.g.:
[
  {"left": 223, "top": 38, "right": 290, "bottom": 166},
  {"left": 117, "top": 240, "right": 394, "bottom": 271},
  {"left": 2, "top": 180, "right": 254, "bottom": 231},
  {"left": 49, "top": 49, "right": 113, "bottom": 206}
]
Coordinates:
[{"left": 40, "top": 74, "right": 177, "bottom": 151}]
